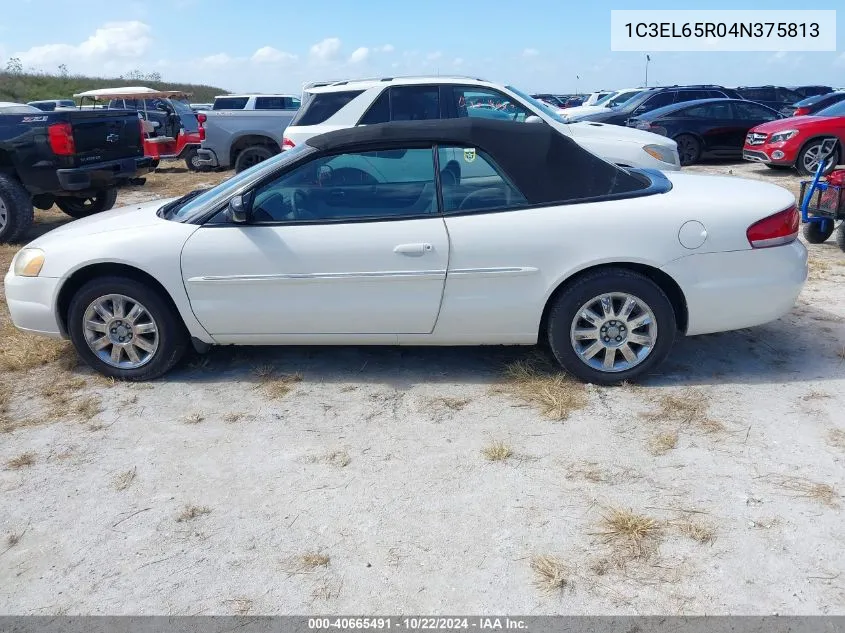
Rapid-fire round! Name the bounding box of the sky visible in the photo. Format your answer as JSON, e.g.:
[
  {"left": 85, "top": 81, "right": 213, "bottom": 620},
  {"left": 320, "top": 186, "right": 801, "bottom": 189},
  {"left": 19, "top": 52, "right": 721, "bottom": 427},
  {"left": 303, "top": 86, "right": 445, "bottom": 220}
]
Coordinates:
[{"left": 1, "top": 0, "right": 843, "bottom": 95}]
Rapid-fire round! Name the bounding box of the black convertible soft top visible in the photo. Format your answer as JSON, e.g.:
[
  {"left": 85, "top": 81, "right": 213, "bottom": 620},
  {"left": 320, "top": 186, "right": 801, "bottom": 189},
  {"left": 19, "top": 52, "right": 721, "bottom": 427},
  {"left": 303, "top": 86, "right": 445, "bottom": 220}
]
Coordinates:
[{"left": 305, "top": 118, "right": 649, "bottom": 204}]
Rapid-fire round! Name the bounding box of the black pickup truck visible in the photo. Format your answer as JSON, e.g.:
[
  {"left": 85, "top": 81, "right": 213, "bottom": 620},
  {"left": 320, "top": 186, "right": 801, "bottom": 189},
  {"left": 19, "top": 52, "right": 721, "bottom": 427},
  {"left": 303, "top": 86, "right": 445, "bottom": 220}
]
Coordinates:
[{"left": 0, "top": 104, "right": 154, "bottom": 242}]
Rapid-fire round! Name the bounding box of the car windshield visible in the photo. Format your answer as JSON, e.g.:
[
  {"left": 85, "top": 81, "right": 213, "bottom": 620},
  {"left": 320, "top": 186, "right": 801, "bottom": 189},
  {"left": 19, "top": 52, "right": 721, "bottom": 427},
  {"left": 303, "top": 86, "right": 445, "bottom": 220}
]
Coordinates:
[
  {"left": 505, "top": 85, "right": 567, "bottom": 124},
  {"left": 162, "top": 143, "right": 313, "bottom": 221},
  {"left": 816, "top": 99, "right": 845, "bottom": 117},
  {"left": 607, "top": 90, "right": 643, "bottom": 107}
]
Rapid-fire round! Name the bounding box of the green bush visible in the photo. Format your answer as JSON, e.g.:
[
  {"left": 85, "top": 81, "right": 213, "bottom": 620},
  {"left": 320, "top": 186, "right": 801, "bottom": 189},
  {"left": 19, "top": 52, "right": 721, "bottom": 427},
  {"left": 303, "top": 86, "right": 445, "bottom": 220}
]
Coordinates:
[{"left": 0, "top": 71, "right": 227, "bottom": 104}]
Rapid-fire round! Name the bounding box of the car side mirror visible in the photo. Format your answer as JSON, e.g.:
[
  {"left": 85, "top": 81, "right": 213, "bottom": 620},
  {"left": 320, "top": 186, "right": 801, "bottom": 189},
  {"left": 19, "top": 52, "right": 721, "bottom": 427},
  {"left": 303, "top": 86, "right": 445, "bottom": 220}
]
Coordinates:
[
  {"left": 524, "top": 115, "right": 545, "bottom": 124},
  {"left": 227, "top": 194, "right": 251, "bottom": 224}
]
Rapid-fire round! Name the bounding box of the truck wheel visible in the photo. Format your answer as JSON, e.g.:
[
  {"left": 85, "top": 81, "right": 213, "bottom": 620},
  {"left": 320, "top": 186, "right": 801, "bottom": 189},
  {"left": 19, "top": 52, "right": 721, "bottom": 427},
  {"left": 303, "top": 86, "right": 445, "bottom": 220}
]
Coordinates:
[
  {"left": 56, "top": 188, "right": 118, "bottom": 219},
  {"left": 0, "top": 173, "right": 34, "bottom": 243},
  {"left": 234, "top": 146, "right": 274, "bottom": 173},
  {"left": 184, "top": 148, "right": 203, "bottom": 172}
]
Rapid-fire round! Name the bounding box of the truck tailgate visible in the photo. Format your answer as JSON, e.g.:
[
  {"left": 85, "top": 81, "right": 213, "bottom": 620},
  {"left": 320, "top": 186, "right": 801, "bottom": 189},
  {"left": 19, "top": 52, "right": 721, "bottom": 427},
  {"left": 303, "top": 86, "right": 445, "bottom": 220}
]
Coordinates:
[{"left": 69, "top": 110, "right": 144, "bottom": 166}]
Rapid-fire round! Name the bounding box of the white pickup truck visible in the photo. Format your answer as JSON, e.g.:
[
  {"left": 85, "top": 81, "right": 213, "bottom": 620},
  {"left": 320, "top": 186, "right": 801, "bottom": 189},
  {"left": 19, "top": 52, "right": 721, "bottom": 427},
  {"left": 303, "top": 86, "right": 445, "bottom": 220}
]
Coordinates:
[{"left": 196, "top": 94, "right": 301, "bottom": 172}]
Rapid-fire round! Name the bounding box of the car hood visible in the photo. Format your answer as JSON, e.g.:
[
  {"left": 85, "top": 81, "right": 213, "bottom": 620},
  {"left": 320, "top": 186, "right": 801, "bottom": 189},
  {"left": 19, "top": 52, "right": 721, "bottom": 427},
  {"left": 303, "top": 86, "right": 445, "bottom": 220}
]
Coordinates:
[
  {"left": 28, "top": 197, "right": 177, "bottom": 247},
  {"left": 566, "top": 120, "right": 677, "bottom": 147},
  {"left": 750, "top": 115, "right": 836, "bottom": 133}
]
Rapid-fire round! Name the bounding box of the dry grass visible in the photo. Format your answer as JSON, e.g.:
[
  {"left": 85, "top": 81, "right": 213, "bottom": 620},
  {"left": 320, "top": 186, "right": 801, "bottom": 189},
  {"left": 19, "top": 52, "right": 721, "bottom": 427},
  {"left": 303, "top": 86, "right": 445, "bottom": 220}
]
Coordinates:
[
  {"left": 530, "top": 555, "right": 568, "bottom": 593},
  {"left": 593, "top": 507, "right": 662, "bottom": 560},
  {"left": 768, "top": 474, "right": 839, "bottom": 507},
  {"left": 672, "top": 519, "right": 716, "bottom": 545},
  {"left": 0, "top": 314, "right": 70, "bottom": 373},
  {"left": 495, "top": 356, "right": 588, "bottom": 421},
  {"left": 113, "top": 467, "right": 137, "bottom": 491},
  {"left": 71, "top": 395, "right": 102, "bottom": 421},
  {"left": 644, "top": 388, "right": 725, "bottom": 433},
  {"left": 6, "top": 531, "right": 22, "bottom": 548},
  {"left": 305, "top": 450, "right": 350, "bottom": 468},
  {"left": 223, "top": 597, "right": 253, "bottom": 615},
  {"left": 481, "top": 439, "right": 513, "bottom": 462},
  {"left": 254, "top": 366, "right": 303, "bottom": 399},
  {"left": 223, "top": 412, "right": 245, "bottom": 423},
  {"left": 300, "top": 552, "right": 330, "bottom": 569},
  {"left": 649, "top": 431, "right": 679, "bottom": 456},
  {"left": 5, "top": 451, "right": 36, "bottom": 470},
  {"left": 827, "top": 428, "right": 845, "bottom": 450},
  {"left": 808, "top": 257, "right": 832, "bottom": 281},
  {"left": 176, "top": 504, "right": 211, "bottom": 522},
  {"left": 566, "top": 461, "right": 608, "bottom": 483},
  {"left": 182, "top": 412, "right": 205, "bottom": 425},
  {"left": 429, "top": 396, "right": 470, "bottom": 411}
]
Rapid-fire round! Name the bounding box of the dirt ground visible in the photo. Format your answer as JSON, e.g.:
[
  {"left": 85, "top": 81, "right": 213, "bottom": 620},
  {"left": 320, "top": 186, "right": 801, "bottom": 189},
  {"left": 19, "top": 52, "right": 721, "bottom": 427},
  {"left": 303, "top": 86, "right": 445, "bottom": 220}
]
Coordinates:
[{"left": 0, "top": 160, "right": 844, "bottom": 615}]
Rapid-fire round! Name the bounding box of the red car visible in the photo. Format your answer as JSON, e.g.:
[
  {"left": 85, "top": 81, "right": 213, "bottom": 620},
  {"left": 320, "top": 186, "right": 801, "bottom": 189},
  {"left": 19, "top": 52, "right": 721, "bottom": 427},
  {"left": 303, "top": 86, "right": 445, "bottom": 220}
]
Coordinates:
[{"left": 743, "top": 99, "right": 845, "bottom": 175}]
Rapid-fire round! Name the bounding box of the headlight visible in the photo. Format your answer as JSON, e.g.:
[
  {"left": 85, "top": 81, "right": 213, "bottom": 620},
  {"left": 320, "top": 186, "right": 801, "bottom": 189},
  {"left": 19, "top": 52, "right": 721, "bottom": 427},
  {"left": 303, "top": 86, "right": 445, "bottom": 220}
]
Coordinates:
[
  {"left": 769, "top": 130, "right": 798, "bottom": 143},
  {"left": 643, "top": 143, "right": 678, "bottom": 165},
  {"left": 13, "top": 248, "right": 45, "bottom": 277}
]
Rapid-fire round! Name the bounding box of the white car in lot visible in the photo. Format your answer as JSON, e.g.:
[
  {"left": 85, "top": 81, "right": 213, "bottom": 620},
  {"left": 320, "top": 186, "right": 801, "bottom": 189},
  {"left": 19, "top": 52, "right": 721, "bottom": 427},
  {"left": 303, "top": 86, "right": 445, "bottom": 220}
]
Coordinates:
[
  {"left": 281, "top": 76, "right": 680, "bottom": 171},
  {"left": 5, "top": 119, "right": 806, "bottom": 383},
  {"left": 561, "top": 88, "right": 644, "bottom": 119}
]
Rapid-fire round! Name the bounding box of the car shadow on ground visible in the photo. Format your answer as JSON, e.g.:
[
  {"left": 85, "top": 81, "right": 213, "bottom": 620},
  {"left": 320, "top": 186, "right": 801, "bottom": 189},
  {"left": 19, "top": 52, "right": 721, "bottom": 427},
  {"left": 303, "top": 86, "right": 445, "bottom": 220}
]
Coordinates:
[{"left": 165, "top": 301, "right": 844, "bottom": 390}]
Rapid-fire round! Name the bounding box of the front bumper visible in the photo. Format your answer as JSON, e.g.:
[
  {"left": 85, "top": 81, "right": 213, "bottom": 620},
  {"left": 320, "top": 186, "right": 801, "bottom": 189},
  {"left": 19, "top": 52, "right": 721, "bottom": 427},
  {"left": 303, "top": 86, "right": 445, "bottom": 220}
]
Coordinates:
[
  {"left": 4, "top": 271, "right": 63, "bottom": 338},
  {"left": 56, "top": 156, "right": 155, "bottom": 192},
  {"left": 196, "top": 149, "right": 220, "bottom": 168},
  {"left": 661, "top": 240, "right": 808, "bottom": 336}
]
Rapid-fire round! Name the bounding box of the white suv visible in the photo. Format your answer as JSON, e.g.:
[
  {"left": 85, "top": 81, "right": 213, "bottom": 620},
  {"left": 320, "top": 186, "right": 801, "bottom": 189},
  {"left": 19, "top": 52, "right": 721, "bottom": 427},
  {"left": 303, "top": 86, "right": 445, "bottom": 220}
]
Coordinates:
[{"left": 282, "top": 76, "right": 680, "bottom": 171}]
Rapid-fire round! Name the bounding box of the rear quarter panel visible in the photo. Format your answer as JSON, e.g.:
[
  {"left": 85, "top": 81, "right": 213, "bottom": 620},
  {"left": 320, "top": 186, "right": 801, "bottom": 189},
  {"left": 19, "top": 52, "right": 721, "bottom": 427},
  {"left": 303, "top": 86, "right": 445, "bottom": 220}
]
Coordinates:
[{"left": 201, "top": 110, "right": 295, "bottom": 167}]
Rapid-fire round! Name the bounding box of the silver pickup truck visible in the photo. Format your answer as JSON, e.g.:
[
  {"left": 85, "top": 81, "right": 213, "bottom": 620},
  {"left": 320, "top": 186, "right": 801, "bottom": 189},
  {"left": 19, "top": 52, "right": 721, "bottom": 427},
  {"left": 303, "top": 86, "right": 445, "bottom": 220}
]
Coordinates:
[{"left": 196, "top": 109, "right": 297, "bottom": 172}]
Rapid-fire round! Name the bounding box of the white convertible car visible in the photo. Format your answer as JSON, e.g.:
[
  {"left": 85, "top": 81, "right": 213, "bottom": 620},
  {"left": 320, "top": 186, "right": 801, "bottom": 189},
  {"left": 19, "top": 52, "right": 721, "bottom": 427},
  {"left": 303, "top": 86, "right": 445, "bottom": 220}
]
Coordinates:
[{"left": 5, "top": 119, "right": 807, "bottom": 383}]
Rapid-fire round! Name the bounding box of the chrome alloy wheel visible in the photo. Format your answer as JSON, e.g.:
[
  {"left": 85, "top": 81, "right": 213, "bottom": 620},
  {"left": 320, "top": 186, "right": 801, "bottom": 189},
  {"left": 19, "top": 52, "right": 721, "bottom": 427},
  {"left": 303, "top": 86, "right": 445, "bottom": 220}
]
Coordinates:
[
  {"left": 569, "top": 293, "right": 658, "bottom": 373},
  {"left": 83, "top": 294, "right": 159, "bottom": 369},
  {"left": 802, "top": 143, "right": 836, "bottom": 174},
  {"left": 0, "top": 196, "right": 7, "bottom": 233}
]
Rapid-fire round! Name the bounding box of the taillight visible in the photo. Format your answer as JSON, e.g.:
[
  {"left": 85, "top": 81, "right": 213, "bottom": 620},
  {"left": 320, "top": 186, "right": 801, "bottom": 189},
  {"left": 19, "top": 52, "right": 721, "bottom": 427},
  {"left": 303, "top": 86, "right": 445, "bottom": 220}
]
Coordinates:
[
  {"left": 282, "top": 137, "right": 295, "bottom": 150},
  {"left": 793, "top": 107, "right": 810, "bottom": 116},
  {"left": 196, "top": 113, "right": 206, "bottom": 141},
  {"left": 47, "top": 122, "right": 75, "bottom": 156},
  {"left": 746, "top": 205, "right": 799, "bottom": 248}
]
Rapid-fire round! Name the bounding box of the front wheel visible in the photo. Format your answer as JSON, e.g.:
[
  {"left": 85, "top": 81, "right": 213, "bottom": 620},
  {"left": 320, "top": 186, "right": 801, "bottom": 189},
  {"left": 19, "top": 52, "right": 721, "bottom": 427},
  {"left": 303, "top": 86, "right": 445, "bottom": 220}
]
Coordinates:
[
  {"left": 184, "top": 147, "right": 203, "bottom": 172},
  {"left": 56, "top": 188, "right": 118, "bottom": 219},
  {"left": 796, "top": 139, "right": 840, "bottom": 176},
  {"left": 546, "top": 269, "right": 677, "bottom": 385},
  {"left": 68, "top": 276, "right": 189, "bottom": 380}
]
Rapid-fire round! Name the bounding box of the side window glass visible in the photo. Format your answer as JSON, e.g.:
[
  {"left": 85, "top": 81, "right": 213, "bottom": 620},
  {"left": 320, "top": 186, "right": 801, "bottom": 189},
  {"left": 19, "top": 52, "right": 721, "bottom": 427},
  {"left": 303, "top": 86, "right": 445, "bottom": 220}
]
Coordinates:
[
  {"left": 389, "top": 86, "right": 440, "bottom": 121},
  {"left": 451, "top": 87, "right": 531, "bottom": 122},
  {"left": 438, "top": 146, "right": 528, "bottom": 214},
  {"left": 674, "top": 90, "right": 706, "bottom": 103},
  {"left": 255, "top": 97, "right": 286, "bottom": 110},
  {"left": 250, "top": 148, "right": 437, "bottom": 223},
  {"left": 358, "top": 89, "right": 390, "bottom": 124},
  {"left": 636, "top": 92, "right": 673, "bottom": 114},
  {"left": 732, "top": 102, "right": 778, "bottom": 121}
]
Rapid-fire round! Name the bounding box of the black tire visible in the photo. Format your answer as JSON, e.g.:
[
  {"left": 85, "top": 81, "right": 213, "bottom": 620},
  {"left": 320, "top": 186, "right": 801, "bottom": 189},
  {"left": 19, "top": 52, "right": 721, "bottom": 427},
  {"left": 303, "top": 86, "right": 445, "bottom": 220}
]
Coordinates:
[
  {"left": 0, "top": 173, "right": 34, "bottom": 243},
  {"left": 546, "top": 268, "right": 677, "bottom": 385},
  {"left": 796, "top": 139, "right": 840, "bottom": 176},
  {"left": 67, "top": 276, "right": 189, "bottom": 381},
  {"left": 234, "top": 146, "right": 274, "bottom": 173},
  {"left": 674, "top": 134, "right": 701, "bottom": 166},
  {"left": 803, "top": 221, "right": 834, "bottom": 244},
  {"left": 184, "top": 147, "right": 202, "bottom": 172},
  {"left": 836, "top": 223, "right": 845, "bottom": 253},
  {"left": 56, "top": 188, "right": 118, "bottom": 219}
]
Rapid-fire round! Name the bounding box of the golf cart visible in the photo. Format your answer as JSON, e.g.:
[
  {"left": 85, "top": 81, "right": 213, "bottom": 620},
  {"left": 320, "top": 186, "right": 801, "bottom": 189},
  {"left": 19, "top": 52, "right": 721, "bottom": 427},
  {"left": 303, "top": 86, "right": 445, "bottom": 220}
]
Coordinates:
[{"left": 73, "top": 87, "right": 204, "bottom": 171}]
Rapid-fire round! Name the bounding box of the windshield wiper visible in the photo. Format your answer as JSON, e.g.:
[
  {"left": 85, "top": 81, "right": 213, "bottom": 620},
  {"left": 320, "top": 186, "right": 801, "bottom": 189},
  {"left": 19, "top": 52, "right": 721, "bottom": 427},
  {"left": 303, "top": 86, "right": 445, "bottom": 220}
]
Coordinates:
[{"left": 159, "top": 187, "right": 210, "bottom": 219}]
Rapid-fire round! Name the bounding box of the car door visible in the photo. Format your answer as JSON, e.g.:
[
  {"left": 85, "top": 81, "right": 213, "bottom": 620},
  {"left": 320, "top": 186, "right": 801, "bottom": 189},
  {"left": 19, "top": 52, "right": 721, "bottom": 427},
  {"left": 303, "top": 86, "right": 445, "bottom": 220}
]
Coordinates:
[
  {"left": 180, "top": 146, "right": 450, "bottom": 339},
  {"left": 730, "top": 101, "right": 781, "bottom": 152},
  {"left": 679, "top": 102, "right": 736, "bottom": 154}
]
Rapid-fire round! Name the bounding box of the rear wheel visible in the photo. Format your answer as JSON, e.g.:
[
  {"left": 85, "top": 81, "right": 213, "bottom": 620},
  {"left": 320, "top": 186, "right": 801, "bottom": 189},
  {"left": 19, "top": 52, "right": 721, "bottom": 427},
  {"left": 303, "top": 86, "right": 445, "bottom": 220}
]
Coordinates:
[
  {"left": 803, "top": 220, "right": 834, "bottom": 244},
  {"left": 56, "top": 188, "right": 118, "bottom": 219},
  {"left": 546, "top": 269, "right": 677, "bottom": 385},
  {"left": 836, "top": 223, "right": 845, "bottom": 252},
  {"left": 68, "top": 276, "right": 188, "bottom": 380},
  {"left": 674, "top": 134, "right": 701, "bottom": 166},
  {"left": 0, "top": 173, "right": 34, "bottom": 243},
  {"left": 234, "top": 146, "right": 274, "bottom": 173},
  {"left": 796, "top": 139, "right": 840, "bottom": 176}
]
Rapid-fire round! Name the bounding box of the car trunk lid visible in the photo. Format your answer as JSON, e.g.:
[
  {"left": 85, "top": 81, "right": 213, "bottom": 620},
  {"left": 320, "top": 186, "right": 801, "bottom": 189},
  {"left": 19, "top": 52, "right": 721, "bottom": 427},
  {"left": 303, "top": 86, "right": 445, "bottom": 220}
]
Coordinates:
[{"left": 67, "top": 109, "right": 144, "bottom": 166}]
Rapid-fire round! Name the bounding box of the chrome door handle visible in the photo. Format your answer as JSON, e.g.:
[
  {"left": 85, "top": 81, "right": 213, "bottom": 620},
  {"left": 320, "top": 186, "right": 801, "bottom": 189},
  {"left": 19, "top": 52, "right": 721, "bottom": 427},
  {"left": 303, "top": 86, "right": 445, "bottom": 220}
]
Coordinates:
[{"left": 393, "top": 243, "right": 433, "bottom": 255}]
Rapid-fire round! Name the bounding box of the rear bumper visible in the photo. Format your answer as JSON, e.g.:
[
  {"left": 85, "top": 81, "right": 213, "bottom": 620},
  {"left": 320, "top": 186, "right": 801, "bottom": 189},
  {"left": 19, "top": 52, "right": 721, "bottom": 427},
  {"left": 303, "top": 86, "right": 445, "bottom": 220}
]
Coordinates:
[
  {"left": 56, "top": 156, "right": 154, "bottom": 192},
  {"left": 661, "top": 240, "right": 808, "bottom": 336},
  {"left": 3, "top": 271, "right": 63, "bottom": 338},
  {"left": 196, "top": 149, "right": 219, "bottom": 168}
]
